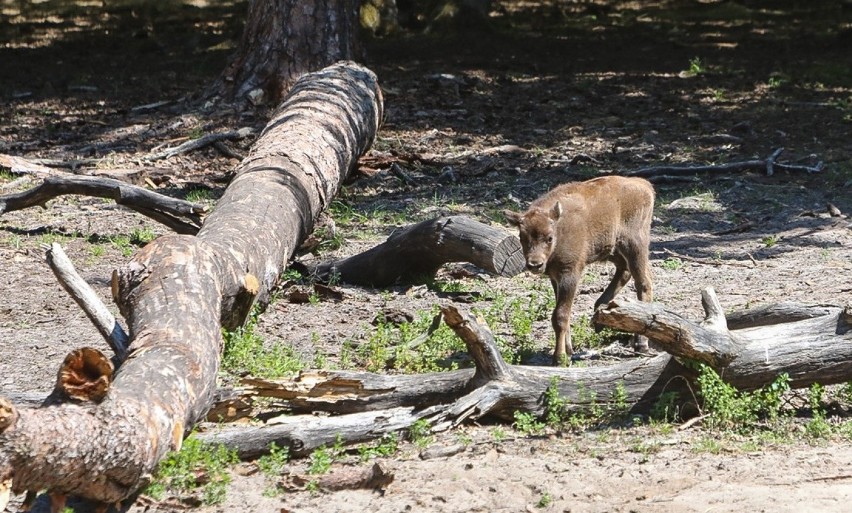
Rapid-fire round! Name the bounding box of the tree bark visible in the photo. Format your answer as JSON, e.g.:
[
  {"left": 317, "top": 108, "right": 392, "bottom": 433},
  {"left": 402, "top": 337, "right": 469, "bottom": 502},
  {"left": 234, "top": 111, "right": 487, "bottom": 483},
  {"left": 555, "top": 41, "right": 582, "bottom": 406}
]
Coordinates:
[
  {"left": 0, "top": 62, "right": 382, "bottom": 508},
  {"left": 308, "top": 215, "right": 525, "bottom": 286},
  {"left": 210, "top": 0, "right": 362, "bottom": 106}
]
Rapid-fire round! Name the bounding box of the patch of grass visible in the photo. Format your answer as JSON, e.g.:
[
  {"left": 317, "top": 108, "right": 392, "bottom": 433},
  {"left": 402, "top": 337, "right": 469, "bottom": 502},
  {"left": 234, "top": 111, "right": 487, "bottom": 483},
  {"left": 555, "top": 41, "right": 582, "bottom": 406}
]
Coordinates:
[
  {"left": 687, "top": 56, "right": 705, "bottom": 76},
  {"left": 358, "top": 432, "right": 400, "bottom": 461},
  {"left": 805, "top": 383, "right": 832, "bottom": 440},
  {"left": 697, "top": 364, "right": 789, "bottom": 430},
  {"left": 145, "top": 436, "right": 238, "bottom": 505},
  {"left": 130, "top": 226, "right": 157, "bottom": 245},
  {"left": 491, "top": 427, "right": 506, "bottom": 443},
  {"left": 257, "top": 442, "right": 290, "bottom": 477},
  {"left": 0, "top": 169, "right": 15, "bottom": 182},
  {"left": 513, "top": 410, "right": 546, "bottom": 436},
  {"left": 661, "top": 257, "right": 683, "bottom": 271},
  {"left": 761, "top": 234, "right": 779, "bottom": 248},
  {"left": 222, "top": 309, "right": 304, "bottom": 378},
  {"left": 308, "top": 436, "right": 345, "bottom": 475},
  {"left": 109, "top": 234, "right": 135, "bottom": 257},
  {"left": 185, "top": 187, "right": 213, "bottom": 203},
  {"left": 535, "top": 491, "right": 552, "bottom": 508},
  {"left": 88, "top": 244, "right": 106, "bottom": 258},
  {"left": 692, "top": 436, "right": 722, "bottom": 454},
  {"left": 408, "top": 419, "right": 433, "bottom": 448}
]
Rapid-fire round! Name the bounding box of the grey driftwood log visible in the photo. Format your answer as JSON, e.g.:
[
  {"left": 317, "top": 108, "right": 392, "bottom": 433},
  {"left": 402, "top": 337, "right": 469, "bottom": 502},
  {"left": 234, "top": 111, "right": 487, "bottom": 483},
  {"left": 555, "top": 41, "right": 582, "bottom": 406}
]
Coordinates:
[
  {"left": 308, "top": 215, "right": 525, "bottom": 286},
  {"left": 196, "top": 289, "right": 851, "bottom": 458},
  {"left": 0, "top": 61, "right": 383, "bottom": 510}
]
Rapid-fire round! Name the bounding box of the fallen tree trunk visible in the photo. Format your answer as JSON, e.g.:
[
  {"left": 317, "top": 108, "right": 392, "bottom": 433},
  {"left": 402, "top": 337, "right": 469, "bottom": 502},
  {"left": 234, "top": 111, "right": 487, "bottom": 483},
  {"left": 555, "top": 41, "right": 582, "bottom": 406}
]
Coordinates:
[
  {"left": 0, "top": 61, "right": 382, "bottom": 509},
  {"left": 194, "top": 291, "right": 850, "bottom": 457},
  {"left": 308, "top": 215, "right": 525, "bottom": 286}
]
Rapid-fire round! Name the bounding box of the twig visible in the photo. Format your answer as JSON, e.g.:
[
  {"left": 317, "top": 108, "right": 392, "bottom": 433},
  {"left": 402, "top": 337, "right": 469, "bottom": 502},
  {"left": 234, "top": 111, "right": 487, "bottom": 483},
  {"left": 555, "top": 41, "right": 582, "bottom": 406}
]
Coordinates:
[
  {"left": 212, "top": 141, "right": 245, "bottom": 160},
  {"left": 145, "top": 128, "right": 254, "bottom": 161},
  {"left": 0, "top": 173, "right": 206, "bottom": 234},
  {"left": 677, "top": 414, "right": 708, "bottom": 431},
  {"left": 625, "top": 148, "right": 824, "bottom": 179},
  {"left": 662, "top": 248, "right": 755, "bottom": 268},
  {"left": 44, "top": 243, "right": 129, "bottom": 361}
]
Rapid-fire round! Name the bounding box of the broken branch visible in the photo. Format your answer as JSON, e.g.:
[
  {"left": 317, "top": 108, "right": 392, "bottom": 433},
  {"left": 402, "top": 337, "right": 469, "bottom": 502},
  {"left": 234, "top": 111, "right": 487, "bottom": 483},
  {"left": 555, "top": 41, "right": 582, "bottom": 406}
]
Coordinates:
[{"left": 0, "top": 174, "right": 206, "bottom": 234}]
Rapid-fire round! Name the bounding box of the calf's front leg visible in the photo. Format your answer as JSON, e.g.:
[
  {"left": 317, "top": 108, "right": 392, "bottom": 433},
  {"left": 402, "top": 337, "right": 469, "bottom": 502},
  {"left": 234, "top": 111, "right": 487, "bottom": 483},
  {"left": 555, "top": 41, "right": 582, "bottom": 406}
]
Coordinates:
[{"left": 550, "top": 271, "right": 580, "bottom": 366}]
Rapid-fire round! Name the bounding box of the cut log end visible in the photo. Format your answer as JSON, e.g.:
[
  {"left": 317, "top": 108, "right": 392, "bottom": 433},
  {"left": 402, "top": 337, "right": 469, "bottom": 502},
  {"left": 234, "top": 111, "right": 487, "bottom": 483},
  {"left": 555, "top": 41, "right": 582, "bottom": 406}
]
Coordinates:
[
  {"left": 492, "top": 236, "right": 526, "bottom": 277},
  {"left": 56, "top": 347, "right": 114, "bottom": 403}
]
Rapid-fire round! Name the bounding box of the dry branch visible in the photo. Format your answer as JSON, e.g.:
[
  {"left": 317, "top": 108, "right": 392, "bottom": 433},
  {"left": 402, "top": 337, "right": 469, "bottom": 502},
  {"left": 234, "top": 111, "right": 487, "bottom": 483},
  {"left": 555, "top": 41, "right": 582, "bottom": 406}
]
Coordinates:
[
  {"left": 0, "top": 173, "right": 206, "bottom": 234},
  {"left": 0, "top": 61, "right": 383, "bottom": 508},
  {"left": 44, "top": 243, "right": 129, "bottom": 360},
  {"left": 308, "top": 215, "right": 525, "bottom": 286},
  {"left": 624, "top": 148, "right": 824, "bottom": 180},
  {"left": 144, "top": 128, "right": 253, "bottom": 161}
]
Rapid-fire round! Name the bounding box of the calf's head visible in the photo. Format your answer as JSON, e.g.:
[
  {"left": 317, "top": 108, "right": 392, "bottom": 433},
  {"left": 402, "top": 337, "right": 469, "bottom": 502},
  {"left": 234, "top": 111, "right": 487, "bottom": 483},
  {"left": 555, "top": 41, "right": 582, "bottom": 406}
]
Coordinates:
[{"left": 504, "top": 202, "right": 562, "bottom": 274}]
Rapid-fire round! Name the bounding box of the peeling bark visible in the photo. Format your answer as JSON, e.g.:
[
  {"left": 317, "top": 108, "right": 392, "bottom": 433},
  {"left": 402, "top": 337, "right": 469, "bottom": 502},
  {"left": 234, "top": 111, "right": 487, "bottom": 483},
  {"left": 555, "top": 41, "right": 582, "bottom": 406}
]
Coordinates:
[{"left": 0, "top": 62, "right": 382, "bottom": 506}]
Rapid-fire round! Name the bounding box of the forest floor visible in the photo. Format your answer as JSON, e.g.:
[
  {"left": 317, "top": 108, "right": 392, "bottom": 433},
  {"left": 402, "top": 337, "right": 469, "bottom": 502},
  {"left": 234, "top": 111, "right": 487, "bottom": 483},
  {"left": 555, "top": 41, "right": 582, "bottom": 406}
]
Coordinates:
[{"left": 1, "top": 1, "right": 852, "bottom": 512}]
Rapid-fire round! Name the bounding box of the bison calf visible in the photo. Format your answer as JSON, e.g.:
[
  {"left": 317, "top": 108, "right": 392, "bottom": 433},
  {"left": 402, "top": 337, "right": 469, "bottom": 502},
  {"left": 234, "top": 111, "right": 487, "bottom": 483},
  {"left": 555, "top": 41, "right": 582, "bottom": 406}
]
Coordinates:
[{"left": 504, "top": 176, "right": 654, "bottom": 365}]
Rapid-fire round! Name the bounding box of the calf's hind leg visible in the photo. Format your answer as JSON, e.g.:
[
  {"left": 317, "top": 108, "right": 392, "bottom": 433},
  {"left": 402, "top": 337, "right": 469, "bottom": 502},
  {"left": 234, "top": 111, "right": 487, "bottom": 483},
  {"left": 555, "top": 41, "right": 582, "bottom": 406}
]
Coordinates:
[{"left": 625, "top": 238, "right": 654, "bottom": 352}]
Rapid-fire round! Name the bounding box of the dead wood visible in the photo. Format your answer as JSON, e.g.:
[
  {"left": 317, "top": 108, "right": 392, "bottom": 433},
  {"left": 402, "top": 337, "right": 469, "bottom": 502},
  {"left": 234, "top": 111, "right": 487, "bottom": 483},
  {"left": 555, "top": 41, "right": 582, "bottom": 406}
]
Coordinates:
[
  {"left": 624, "top": 148, "right": 824, "bottom": 180},
  {"left": 44, "top": 243, "right": 129, "bottom": 360},
  {"left": 0, "top": 172, "right": 206, "bottom": 234},
  {"left": 144, "top": 128, "right": 253, "bottom": 161},
  {"left": 308, "top": 215, "right": 525, "bottom": 286},
  {"left": 0, "top": 61, "right": 383, "bottom": 507},
  {"left": 282, "top": 463, "right": 393, "bottom": 492},
  {"left": 194, "top": 293, "right": 850, "bottom": 458}
]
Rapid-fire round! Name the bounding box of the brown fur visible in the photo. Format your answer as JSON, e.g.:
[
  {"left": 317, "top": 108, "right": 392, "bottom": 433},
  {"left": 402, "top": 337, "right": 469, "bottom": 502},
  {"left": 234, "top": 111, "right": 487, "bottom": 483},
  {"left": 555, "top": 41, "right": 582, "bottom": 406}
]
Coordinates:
[{"left": 504, "top": 176, "right": 655, "bottom": 364}]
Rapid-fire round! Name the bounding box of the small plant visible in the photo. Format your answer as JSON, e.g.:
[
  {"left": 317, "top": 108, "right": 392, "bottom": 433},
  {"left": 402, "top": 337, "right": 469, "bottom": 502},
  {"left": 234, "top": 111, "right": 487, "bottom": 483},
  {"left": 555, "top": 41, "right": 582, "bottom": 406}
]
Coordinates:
[
  {"left": 130, "top": 226, "right": 157, "bottom": 245},
  {"left": 308, "top": 436, "right": 345, "bottom": 475},
  {"left": 685, "top": 56, "right": 705, "bottom": 76},
  {"left": 491, "top": 427, "right": 506, "bottom": 443},
  {"left": 513, "top": 410, "right": 546, "bottom": 436},
  {"left": 409, "top": 419, "right": 433, "bottom": 448},
  {"left": 696, "top": 364, "right": 790, "bottom": 430},
  {"left": 761, "top": 234, "right": 779, "bottom": 248},
  {"left": 257, "top": 442, "right": 290, "bottom": 477},
  {"left": 661, "top": 257, "right": 683, "bottom": 271},
  {"left": 145, "top": 436, "right": 238, "bottom": 505},
  {"left": 185, "top": 188, "right": 213, "bottom": 203},
  {"left": 650, "top": 391, "right": 681, "bottom": 423},
  {"left": 0, "top": 169, "right": 15, "bottom": 182},
  {"left": 88, "top": 244, "right": 106, "bottom": 258},
  {"left": 358, "top": 433, "right": 399, "bottom": 461},
  {"left": 805, "top": 382, "right": 832, "bottom": 439},
  {"left": 692, "top": 436, "right": 722, "bottom": 454},
  {"left": 222, "top": 307, "right": 304, "bottom": 378},
  {"left": 536, "top": 491, "right": 552, "bottom": 508}
]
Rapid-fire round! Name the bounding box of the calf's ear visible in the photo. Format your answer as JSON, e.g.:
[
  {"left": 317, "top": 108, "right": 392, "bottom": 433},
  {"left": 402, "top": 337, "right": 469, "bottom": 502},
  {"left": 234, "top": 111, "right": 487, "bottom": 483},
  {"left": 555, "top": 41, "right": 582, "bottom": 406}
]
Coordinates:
[
  {"left": 504, "top": 210, "right": 522, "bottom": 227},
  {"left": 549, "top": 202, "right": 562, "bottom": 221}
]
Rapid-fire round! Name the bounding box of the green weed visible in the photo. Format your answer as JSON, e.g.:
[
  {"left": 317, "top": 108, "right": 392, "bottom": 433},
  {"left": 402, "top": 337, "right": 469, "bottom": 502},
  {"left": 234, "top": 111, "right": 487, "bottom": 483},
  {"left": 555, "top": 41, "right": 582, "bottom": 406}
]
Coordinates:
[
  {"left": 761, "top": 235, "right": 779, "bottom": 248},
  {"left": 185, "top": 188, "right": 213, "bottom": 203},
  {"left": 536, "top": 491, "right": 552, "bottom": 508},
  {"left": 409, "top": 419, "right": 433, "bottom": 448},
  {"left": 697, "top": 364, "right": 789, "bottom": 430},
  {"left": 358, "top": 432, "right": 400, "bottom": 461},
  {"left": 145, "top": 436, "right": 238, "bottom": 505},
  {"left": 661, "top": 257, "right": 683, "bottom": 271},
  {"left": 513, "top": 411, "right": 546, "bottom": 436},
  {"left": 688, "top": 57, "right": 705, "bottom": 75},
  {"left": 130, "top": 226, "right": 157, "bottom": 245},
  {"left": 222, "top": 310, "right": 304, "bottom": 378}
]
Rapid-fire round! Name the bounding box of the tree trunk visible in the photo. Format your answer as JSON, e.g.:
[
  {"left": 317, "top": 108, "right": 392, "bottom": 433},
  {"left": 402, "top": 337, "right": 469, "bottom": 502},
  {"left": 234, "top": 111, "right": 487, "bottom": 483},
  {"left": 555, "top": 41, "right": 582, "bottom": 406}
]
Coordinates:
[
  {"left": 0, "top": 62, "right": 382, "bottom": 509},
  {"left": 308, "top": 215, "right": 525, "bottom": 286},
  {"left": 211, "top": 0, "right": 362, "bottom": 106}
]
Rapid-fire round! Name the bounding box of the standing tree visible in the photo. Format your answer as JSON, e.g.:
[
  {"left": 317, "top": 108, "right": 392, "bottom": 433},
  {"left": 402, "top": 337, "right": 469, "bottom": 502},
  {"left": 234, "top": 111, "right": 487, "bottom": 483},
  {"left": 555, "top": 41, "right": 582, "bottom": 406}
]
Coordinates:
[{"left": 210, "top": 0, "right": 362, "bottom": 106}]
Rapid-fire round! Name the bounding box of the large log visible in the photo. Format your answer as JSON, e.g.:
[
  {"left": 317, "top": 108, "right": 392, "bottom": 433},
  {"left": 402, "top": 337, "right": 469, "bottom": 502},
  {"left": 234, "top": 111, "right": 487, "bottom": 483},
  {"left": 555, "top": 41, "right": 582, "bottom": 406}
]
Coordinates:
[
  {"left": 0, "top": 62, "right": 383, "bottom": 509},
  {"left": 309, "top": 215, "right": 525, "bottom": 286},
  {"left": 193, "top": 291, "right": 850, "bottom": 458}
]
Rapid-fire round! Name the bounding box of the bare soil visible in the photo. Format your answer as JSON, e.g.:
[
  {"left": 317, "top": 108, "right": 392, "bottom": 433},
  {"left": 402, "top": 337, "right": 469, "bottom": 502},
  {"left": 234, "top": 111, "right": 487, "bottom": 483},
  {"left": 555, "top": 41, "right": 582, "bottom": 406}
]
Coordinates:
[{"left": 1, "top": 1, "right": 851, "bottom": 512}]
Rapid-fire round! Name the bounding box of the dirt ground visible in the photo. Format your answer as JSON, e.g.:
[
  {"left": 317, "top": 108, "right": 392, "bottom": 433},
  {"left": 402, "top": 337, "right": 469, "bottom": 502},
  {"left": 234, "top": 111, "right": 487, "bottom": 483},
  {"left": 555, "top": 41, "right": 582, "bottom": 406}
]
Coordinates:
[{"left": 1, "top": 0, "right": 852, "bottom": 512}]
